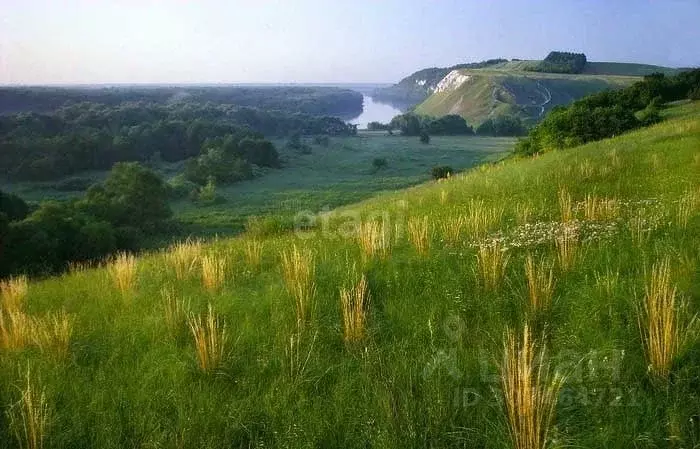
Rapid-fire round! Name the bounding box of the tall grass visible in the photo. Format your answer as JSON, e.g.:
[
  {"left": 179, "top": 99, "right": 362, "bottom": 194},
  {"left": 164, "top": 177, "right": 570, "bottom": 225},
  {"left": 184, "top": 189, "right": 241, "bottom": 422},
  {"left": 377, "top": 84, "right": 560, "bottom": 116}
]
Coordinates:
[
  {"left": 525, "top": 255, "right": 555, "bottom": 312},
  {"left": 108, "top": 252, "right": 137, "bottom": 296},
  {"left": 188, "top": 304, "right": 228, "bottom": 373},
  {"left": 32, "top": 311, "right": 73, "bottom": 359},
  {"left": 1, "top": 275, "right": 28, "bottom": 312},
  {"left": 676, "top": 189, "right": 698, "bottom": 228},
  {"left": 555, "top": 227, "right": 579, "bottom": 271},
  {"left": 582, "top": 195, "right": 619, "bottom": 221},
  {"left": 162, "top": 287, "right": 189, "bottom": 334},
  {"left": 0, "top": 309, "right": 34, "bottom": 350},
  {"left": 407, "top": 216, "right": 430, "bottom": 255},
  {"left": 281, "top": 245, "right": 316, "bottom": 327},
  {"left": 340, "top": 275, "right": 371, "bottom": 343},
  {"left": 638, "top": 259, "right": 698, "bottom": 381},
  {"left": 558, "top": 187, "right": 573, "bottom": 223},
  {"left": 466, "top": 199, "right": 503, "bottom": 237},
  {"left": 357, "top": 220, "right": 391, "bottom": 259},
  {"left": 167, "top": 239, "right": 202, "bottom": 280},
  {"left": 201, "top": 255, "right": 226, "bottom": 292},
  {"left": 440, "top": 215, "right": 466, "bottom": 246},
  {"left": 244, "top": 239, "right": 264, "bottom": 268},
  {"left": 501, "top": 326, "right": 564, "bottom": 449},
  {"left": 7, "top": 369, "right": 50, "bottom": 449},
  {"left": 477, "top": 242, "right": 510, "bottom": 291}
]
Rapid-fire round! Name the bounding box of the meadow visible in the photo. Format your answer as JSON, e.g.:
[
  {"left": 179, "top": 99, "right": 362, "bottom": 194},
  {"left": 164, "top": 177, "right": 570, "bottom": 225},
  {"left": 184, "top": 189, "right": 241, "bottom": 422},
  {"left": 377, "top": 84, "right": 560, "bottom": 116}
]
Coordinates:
[{"left": 0, "top": 102, "right": 699, "bottom": 448}]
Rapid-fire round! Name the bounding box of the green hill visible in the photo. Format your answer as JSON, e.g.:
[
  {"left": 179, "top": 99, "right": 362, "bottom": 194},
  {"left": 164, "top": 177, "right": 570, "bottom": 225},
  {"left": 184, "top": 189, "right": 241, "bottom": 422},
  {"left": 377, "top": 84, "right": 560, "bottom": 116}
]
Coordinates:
[
  {"left": 1, "top": 101, "right": 699, "bottom": 448},
  {"left": 376, "top": 58, "right": 680, "bottom": 126}
]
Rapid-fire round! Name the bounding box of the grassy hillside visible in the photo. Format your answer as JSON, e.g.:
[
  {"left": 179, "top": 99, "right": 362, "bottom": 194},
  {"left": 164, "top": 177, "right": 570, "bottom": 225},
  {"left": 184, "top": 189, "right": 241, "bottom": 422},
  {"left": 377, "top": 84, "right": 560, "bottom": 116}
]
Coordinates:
[
  {"left": 379, "top": 59, "right": 679, "bottom": 126},
  {"left": 1, "top": 102, "right": 699, "bottom": 448},
  {"left": 414, "top": 69, "right": 636, "bottom": 126}
]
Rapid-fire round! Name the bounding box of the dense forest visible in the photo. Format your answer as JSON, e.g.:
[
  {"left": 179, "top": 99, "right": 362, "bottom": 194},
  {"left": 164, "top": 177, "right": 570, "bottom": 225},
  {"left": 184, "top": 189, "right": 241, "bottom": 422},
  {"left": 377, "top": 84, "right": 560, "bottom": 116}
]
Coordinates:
[
  {"left": 516, "top": 69, "right": 700, "bottom": 155},
  {"left": 0, "top": 101, "right": 357, "bottom": 181},
  {"left": 0, "top": 85, "right": 363, "bottom": 117}
]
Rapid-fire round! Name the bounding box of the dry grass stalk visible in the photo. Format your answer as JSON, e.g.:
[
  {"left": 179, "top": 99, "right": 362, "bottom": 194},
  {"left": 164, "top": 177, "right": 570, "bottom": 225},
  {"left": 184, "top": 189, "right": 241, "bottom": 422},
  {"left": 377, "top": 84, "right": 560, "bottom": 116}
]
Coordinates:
[
  {"left": 477, "top": 242, "right": 510, "bottom": 291},
  {"left": 244, "top": 239, "right": 264, "bottom": 268},
  {"left": 407, "top": 216, "right": 430, "bottom": 255},
  {"left": 440, "top": 189, "right": 449, "bottom": 205},
  {"left": 167, "top": 239, "right": 202, "bottom": 280},
  {"left": 676, "top": 189, "right": 698, "bottom": 228},
  {"left": 638, "top": 259, "right": 698, "bottom": 380},
  {"left": 501, "top": 326, "right": 564, "bottom": 449},
  {"left": 579, "top": 159, "right": 594, "bottom": 179},
  {"left": 340, "top": 275, "right": 371, "bottom": 343},
  {"left": 440, "top": 215, "right": 466, "bottom": 246},
  {"left": 582, "top": 195, "right": 619, "bottom": 221},
  {"left": 162, "top": 287, "right": 189, "bottom": 333},
  {"left": 466, "top": 199, "right": 503, "bottom": 237},
  {"left": 1, "top": 276, "right": 28, "bottom": 313},
  {"left": 108, "top": 253, "right": 137, "bottom": 295},
  {"left": 32, "top": 311, "right": 73, "bottom": 359},
  {"left": 8, "top": 369, "right": 50, "bottom": 449},
  {"left": 555, "top": 227, "right": 578, "bottom": 271},
  {"left": 525, "top": 255, "right": 555, "bottom": 311},
  {"left": 357, "top": 220, "right": 391, "bottom": 259},
  {"left": 516, "top": 203, "right": 533, "bottom": 224},
  {"left": 201, "top": 255, "right": 226, "bottom": 292},
  {"left": 188, "top": 304, "right": 228, "bottom": 373},
  {"left": 0, "top": 310, "right": 34, "bottom": 350},
  {"left": 558, "top": 187, "right": 573, "bottom": 223},
  {"left": 281, "top": 245, "right": 316, "bottom": 327}
]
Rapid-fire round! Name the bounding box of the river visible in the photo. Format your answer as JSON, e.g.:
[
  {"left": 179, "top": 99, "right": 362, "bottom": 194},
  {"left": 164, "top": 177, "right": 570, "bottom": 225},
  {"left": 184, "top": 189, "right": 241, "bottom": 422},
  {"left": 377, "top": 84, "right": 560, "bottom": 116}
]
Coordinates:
[{"left": 348, "top": 95, "right": 403, "bottom": 129}]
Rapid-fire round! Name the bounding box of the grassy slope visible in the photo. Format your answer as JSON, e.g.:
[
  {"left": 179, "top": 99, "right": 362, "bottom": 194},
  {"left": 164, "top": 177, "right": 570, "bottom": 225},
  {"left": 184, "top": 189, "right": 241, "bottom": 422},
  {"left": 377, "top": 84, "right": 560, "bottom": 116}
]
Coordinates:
[
  {"left": 2, "top": 102, "right": 699, "bottom": 448},
  {"left": 415, "top": 68, "right": 638, "bottom": 125}
]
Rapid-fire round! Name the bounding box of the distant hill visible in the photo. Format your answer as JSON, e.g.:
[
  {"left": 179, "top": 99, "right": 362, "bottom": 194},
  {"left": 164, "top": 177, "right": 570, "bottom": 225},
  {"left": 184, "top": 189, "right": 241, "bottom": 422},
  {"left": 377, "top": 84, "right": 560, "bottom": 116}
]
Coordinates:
[{"left": 374, "top": 55, "right": 680, "bottom": 126}]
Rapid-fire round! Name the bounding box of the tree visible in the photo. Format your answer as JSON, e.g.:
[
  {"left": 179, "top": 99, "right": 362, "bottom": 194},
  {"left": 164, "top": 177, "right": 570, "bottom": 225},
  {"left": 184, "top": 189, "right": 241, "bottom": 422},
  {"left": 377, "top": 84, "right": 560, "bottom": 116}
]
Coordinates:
[
  {"left": 372, "top": 157, "right": 388, "bottom": 171},
  {"left": 82, "top": 162, "right": 171, "bottom": 232},
  {"left": 431, "top": 166, "right": 454, "bottom": 180},
  {"left": 420, "top": 131, "right": 430, "bottom": 144},
  {"left": 0, "top": 189, "right": 29, "bottom": 221}
]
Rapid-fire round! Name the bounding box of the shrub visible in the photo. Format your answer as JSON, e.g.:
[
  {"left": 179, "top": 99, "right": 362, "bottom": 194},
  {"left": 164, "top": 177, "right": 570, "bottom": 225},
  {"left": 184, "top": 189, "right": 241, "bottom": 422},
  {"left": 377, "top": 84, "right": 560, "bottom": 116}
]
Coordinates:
[
  {"left": 431, "top": 166, "right": 454, "bottom": 180},
  {"left": 372, "top": 157, "right": 388, "bottom": 171},
  {"left": 419, "top": 131, "right": 430, "bottom": 144}
]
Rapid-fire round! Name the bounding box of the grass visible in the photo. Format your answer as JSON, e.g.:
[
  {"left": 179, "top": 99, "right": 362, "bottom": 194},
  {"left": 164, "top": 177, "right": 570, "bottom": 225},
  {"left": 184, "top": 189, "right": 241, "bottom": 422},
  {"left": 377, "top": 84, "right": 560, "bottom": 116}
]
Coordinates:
[
  {"left": 477, "top": 241, "right": 510, "bottom": 291},
  {"left": 167, "top": 239, "right": 202, "bottom": 280},
  {"left": 280, "top": 245, "right": 316, "bottom": 328},
  {"left": 339, "top": 274, "right": 371, "bottom": 344},
  {"left": 188, "top": 304, "right": 228, "bottom": 373},
  {"left": 200, "top": 255, "right": 226, "bottom": 292},
  {"left": 107, "top": 252, "right": 137, "bottom": 296},
  {"left": 0, "top": 102, "right": 698, "bottom": 448},
  {"left": 501, "top": 326, "right": 564, "bottom": 449},
  {"left": 638, "top": 258, "right": 698, "bottom": 381},
  {"left": 7, "top": 369, "right": 50, "bottom": 449}
]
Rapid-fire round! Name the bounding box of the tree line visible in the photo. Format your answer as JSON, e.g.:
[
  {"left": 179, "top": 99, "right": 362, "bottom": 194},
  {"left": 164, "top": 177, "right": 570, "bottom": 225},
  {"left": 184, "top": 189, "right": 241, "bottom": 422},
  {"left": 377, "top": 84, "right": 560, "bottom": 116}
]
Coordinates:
[
  {"left": 0, "top": 163, "right": 172, "bottom": 276},
  {"left": 369, "top": 113, "right": 527, "bottom": 137},
  {"left": 515, "top": 69, "right": 700, "bottom": 156},
  {"left": 0, "top": 102, "right": 357, "bottom": 181}
]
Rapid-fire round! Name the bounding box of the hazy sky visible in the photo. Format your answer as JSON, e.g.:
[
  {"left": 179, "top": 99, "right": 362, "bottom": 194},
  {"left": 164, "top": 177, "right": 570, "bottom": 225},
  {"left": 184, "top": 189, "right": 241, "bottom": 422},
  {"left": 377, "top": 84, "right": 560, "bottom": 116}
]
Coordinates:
[{"left": 1, "top": 0, "right": 699, "bottom": 85}]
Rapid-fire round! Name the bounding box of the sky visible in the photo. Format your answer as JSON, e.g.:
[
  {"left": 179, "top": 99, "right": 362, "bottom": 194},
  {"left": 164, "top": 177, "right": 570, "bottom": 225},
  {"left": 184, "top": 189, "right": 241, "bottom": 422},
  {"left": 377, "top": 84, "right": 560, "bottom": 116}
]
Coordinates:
[{"left": 1, "top": 0, "right": 699, "bottom": 85}]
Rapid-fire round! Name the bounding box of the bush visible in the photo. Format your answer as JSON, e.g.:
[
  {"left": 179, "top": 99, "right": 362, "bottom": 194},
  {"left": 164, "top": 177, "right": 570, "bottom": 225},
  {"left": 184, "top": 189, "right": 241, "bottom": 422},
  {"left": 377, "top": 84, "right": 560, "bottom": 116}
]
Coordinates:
[
  {"left": 420, "top": 132, "right": 430, "bottom": 144},
  {"left": 372, "top": 158, "right": 388, "bottom": 171},
  {"left": 689, "top": 86, "right": 700, "bottom": 100},
  {"left": 431, "top": 166, "right": 454, "bottom": 180},
  {"left": 476, "top": 115, "right": 527, "bottom": 136}
]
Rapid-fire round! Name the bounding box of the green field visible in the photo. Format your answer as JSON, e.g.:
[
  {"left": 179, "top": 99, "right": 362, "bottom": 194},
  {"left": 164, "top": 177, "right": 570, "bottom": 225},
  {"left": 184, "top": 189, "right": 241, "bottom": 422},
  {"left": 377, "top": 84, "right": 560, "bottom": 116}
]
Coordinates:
[
  {"left": 1, "top": 102, "right": 699, "bottom": 448},
  {"left": 175, "top": 134, "right": 513, "bottom": 234}
]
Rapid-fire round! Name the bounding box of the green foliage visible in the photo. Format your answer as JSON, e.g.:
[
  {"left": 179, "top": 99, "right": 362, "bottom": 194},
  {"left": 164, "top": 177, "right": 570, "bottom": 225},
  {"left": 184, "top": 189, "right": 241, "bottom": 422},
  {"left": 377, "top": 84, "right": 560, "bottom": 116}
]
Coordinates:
[
  {"left": 419, "top": 131, "right": 430, "bottom": 144},
  {"left": 526, "top": 51, "right": 588, "bottom": 74},
  {"left": 431, "top": 165, "right": 454, "bottom": 179},
  {"left": 286, "top": 133, "right": 312, "bottom": 154},
  {"left": 372, "top": 157, "right": 388, "bottom": 171},
  {"left": 516, "top": 69, "right": 700, "bottom": 155},
  {"left": 425, "top": 114, "right": 474, "bottom": 135},
  {"left": 0, "top": 189, "right": 29, "bottom": 221},
  {"left": 476, "top": 115, "right": 528, "bottom": 136},
  {"left": 367, "top": 121, "right": 391, "bottom": 131},
  {"left": 689, "top": 86, "right": 700, "bottom": 100},
  {"left": 82, "top": 162, "right": 171, "bottom": 231}
]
